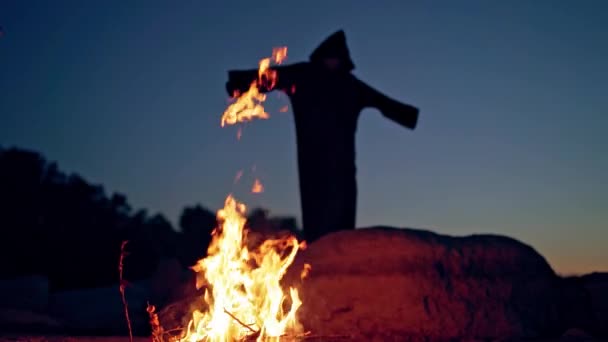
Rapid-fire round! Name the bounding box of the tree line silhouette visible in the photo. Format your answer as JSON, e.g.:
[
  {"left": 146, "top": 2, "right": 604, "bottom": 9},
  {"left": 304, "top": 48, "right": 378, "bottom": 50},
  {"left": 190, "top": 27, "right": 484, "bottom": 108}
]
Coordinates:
[{"left": 0, "top": 146, "right": 298, "bottom": 291}]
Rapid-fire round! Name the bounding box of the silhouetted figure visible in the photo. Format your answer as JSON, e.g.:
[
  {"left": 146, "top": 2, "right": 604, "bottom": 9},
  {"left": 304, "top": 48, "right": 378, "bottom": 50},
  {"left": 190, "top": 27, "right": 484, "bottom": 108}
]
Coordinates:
[{"left": 226, "top": 30, "right": 420, "bottom": 242}]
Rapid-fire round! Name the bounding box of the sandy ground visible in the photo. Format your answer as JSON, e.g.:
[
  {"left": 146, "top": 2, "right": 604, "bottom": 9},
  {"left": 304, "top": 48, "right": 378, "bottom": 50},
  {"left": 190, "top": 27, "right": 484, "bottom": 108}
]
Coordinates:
[
  {"left": 0, "top": 337, "right": 150, "bottom": 342},
  {"left": 0, "top": 336, "right": 599, "bottom": 342}
]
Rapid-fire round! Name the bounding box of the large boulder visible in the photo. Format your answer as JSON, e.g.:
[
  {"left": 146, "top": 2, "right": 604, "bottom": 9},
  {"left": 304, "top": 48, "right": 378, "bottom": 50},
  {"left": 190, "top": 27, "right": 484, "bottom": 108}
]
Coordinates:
[{"left": 282, "top": 227, "right": 594, "bottom": 341}]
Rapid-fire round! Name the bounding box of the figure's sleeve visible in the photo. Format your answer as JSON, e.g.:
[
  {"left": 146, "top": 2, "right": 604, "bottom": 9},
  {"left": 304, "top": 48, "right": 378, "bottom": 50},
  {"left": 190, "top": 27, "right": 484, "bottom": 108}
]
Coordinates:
[
  {"left": 225, "top": 64, "right": 300, "bottom": 97},
  {"left": 357, "top": 79, "right": 419, "bottom": 130}
]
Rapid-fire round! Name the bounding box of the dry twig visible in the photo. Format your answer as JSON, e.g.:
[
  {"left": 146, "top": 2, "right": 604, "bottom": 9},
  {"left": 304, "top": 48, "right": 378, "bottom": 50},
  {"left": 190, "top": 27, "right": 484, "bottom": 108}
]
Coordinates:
[
  {"left": 163, "top": 327, "right": 185, "bottom": 334},
  {"left": 200, "top": 305, "right": 353, "bottom": 342},
  {"left": 224, "top": 308, "right": 260, "bottom": 335},
  {"left": 222, "top": 309, "right": 351, "bottom": 342},
  {"left": 243, "top": 332, "right": 351, "bottom": 341},
  {"left": 147, "top": 303, "right": 164, "bottom": 342},
  {"left": 119, "top": 240, "right": 134, "bottom": 342}
]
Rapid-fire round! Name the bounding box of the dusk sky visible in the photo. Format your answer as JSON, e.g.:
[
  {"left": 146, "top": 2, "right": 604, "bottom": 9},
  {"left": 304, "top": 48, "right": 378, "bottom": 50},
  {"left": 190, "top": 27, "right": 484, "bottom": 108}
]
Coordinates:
[{"left": 1, "top": 1, "right": 606, "bottom": 275}]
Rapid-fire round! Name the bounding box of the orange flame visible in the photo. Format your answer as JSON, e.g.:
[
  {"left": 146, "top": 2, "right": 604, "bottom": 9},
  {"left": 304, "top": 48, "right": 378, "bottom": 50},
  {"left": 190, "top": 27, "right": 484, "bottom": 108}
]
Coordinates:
[
  {"left": 180, "top": 195, "right": 304, "bottom": 342},
  {"left": 252, "top": 179, "right": 264, "bottom": 193},
  {"left": 221, "top": 47, "right": 287, "bottom": 127},
  {"left": 179, "top": 45, "right": 307, "bottom": 341},
  {"left": 300, "top": 263, "right": 312, "bottom": 281}
]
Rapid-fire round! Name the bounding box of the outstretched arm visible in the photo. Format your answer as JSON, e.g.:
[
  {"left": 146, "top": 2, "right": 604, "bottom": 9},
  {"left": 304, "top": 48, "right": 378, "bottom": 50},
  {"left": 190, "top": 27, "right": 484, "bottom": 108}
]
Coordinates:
[
  {"left": 357, "top": 79, "right": 419, "bottom": 130},
  {"left": 225, "top": 63, "right": 302, "bottom": 97},
  {"left": 225, "top": 68, "right": 258, "bottom": 96}
]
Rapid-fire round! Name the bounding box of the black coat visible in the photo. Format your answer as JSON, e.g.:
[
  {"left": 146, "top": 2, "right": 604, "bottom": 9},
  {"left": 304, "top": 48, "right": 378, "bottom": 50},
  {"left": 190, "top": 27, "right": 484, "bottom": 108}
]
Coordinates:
[{"left": 225, "top": 30, "right": 419, "bottom": 241}]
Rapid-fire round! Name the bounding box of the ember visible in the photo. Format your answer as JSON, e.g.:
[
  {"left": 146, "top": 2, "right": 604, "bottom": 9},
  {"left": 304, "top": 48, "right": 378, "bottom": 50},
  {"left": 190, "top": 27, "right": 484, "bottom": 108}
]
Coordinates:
[{"left": 252, "top": 179, "right": 264, "bottom": 193}]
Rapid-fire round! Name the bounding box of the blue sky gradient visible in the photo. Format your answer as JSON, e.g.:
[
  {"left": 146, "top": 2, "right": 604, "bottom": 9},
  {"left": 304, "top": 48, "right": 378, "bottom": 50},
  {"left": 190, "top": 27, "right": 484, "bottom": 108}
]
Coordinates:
[{"left": 1, "top": 0, "right": 607, "bottom": 274}]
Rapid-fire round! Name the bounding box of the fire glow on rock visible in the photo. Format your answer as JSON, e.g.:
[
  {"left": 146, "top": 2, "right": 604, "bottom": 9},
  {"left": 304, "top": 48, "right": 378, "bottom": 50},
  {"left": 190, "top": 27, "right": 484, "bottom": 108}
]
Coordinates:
[{"left": 179, "top": 47, "right": 308, "bottom": 342}]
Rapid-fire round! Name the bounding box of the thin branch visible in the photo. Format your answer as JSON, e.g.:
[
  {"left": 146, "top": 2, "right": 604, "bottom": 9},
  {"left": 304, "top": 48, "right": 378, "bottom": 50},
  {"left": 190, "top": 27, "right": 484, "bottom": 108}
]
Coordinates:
[
  {"left": 163, "top": 327, "right": 184, "bottom": 334},
  {"left": 119, "top": 240, "right": 133, "bottom": 342},
  {"left": 224, "top": 308, "right": 259, "bottom": 335}
]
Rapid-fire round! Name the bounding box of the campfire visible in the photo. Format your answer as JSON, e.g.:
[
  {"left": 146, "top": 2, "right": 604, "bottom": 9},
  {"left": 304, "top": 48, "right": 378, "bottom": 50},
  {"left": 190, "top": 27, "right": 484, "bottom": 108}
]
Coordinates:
[{"left": 176, "top": 47, "right": 309, "bottom": 342}]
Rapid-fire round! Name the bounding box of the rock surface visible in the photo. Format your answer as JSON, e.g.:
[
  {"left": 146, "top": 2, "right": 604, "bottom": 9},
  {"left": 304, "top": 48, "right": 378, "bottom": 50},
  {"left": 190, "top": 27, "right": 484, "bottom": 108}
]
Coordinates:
[{"left": 279, "top": 227, "right": 594, "bottom": 340}]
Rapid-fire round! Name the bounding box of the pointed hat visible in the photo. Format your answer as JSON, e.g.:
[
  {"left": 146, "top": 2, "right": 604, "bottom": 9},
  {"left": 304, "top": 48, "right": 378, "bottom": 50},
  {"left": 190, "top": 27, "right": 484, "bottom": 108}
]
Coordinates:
[{"left": 309, "top": 30, "right": 355, "bottom": 71}]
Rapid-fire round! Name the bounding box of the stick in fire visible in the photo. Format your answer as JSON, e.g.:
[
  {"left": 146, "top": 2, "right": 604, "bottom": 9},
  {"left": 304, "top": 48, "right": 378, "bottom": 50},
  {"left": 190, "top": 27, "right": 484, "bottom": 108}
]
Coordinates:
[{"left": 225, "top": 30, "right": 420, "bottom": 242}]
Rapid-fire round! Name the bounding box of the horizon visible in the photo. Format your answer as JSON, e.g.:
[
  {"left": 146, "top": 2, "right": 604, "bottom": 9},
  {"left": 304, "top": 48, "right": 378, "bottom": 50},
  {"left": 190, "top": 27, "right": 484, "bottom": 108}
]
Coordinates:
[{"left": 1, "top": 1, "right": 607, "bottom": 275}]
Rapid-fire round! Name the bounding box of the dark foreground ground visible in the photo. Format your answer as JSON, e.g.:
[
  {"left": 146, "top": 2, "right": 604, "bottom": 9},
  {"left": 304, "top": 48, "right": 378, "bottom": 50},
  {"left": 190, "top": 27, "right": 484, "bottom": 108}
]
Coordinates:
[
  {"left": 0, "top": 338, "right": 149, "bottom": 342},
  {"left": 0, "top": 335, "right": 603, "bottom": 342},
  {"left": 2, "top": 229, "right": 606, "bottom": 341}
]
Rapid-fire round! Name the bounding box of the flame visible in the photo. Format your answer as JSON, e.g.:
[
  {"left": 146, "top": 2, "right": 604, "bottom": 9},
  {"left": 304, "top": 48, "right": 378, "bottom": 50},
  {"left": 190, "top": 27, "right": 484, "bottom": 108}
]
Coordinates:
[
  {"left": 221, "top": 47, "right": 287, "bottom": 127},
  {"left": 179, "top": 46, "right": 307, "bottom": 341},
  {"left": 272, "top": 47, "right": 288, "bottom": 64},
  {"left": 180, "top": 195, "right": 304, "bottom": 342},
  {"left": 252, "top": 179, "right": 264, "bottom": 193},
  {"left": 300, "top": 263, "right": 312, "bottom": 281}
]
